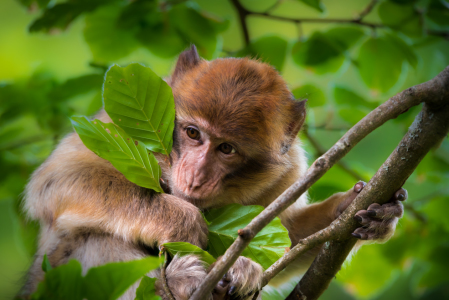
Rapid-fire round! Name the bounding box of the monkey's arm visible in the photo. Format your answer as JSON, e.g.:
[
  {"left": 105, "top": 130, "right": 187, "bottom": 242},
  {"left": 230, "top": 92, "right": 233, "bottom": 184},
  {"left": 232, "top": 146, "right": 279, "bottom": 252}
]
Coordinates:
[{"left": 24, "top": 133, "right": 208, "bottom": 248}]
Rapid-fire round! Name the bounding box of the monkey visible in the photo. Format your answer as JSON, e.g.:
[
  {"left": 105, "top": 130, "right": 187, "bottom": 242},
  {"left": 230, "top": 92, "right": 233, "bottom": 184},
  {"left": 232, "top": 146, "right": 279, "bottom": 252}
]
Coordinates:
[{"left": 21, "top": 45, "right": 407, "bottom": 300}]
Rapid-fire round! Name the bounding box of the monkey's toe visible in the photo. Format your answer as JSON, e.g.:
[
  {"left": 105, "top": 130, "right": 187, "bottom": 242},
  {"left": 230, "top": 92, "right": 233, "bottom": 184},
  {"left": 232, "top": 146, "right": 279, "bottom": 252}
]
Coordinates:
[
  {"left": 353, "top": 200, "right": 404, "bottom": 241},
  {"left": 212, "top": 256, "right": 262, "bottom": 300}
]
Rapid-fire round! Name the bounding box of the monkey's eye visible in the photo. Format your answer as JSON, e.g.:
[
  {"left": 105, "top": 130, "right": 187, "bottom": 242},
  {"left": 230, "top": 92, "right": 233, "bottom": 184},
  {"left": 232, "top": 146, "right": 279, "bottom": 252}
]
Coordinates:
[
  {"left": 186, "top": 127, "right": 200, "bottom": 140},
  {"left": 218, "top": 143, "right": 236, "bottom": 155}
]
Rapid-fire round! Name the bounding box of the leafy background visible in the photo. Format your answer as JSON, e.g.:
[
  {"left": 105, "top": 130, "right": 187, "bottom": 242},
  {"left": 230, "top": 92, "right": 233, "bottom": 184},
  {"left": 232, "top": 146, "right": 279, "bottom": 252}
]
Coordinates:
[{"left": 0, "top": 0, "right": 448, "bottom": 299}]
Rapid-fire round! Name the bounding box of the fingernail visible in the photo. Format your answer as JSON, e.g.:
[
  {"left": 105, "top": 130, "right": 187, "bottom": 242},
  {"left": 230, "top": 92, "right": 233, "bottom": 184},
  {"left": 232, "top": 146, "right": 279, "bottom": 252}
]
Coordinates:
[
  {"left": 367, "top": 210, "right": 376, "bottom": 217},
  {"left": 219, "top": 280, "right": 227, "bottom": 287},
  {"left": 228, "top": 286, "right": 236, "bottom": 295},
  {"left": 352, "top": 233, "right": 362, "bottom": 239},
  {"left": 354, "top": 215, "right": 362, "bottom": 223}
]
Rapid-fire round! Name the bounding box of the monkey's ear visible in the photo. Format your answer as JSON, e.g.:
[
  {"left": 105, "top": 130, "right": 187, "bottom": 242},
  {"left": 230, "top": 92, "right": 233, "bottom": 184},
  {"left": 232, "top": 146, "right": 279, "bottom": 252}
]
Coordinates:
[
  {"left": 281, "top": 99, "right": 307, "bottom": 154},
  {"left": 171, "top": 45, "right": 201, "bottom": 83}
]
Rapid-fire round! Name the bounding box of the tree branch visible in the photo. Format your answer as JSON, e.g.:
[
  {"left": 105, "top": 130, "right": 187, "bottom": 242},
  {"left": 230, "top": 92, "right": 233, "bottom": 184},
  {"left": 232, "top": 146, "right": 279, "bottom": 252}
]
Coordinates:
[
  {"left": 230, "top": 0, "right": 250, "bottom": 46},
  {"left": 355, "top": 0, "right": 379, "bottom": 21},
  {"left": 189, "top": 64, "right": 449, "bottom": 300},
  {"left": 287, "top": 95, "right": 449, "bottom": 299}
]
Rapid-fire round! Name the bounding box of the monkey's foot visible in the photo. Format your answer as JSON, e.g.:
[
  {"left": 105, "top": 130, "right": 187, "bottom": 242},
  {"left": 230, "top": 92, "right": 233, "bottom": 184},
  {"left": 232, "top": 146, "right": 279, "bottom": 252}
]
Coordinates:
[
  {"left": 212, "top": 256, "right": 263, "bottom": 300},
  {"left": 159, "top": 254, "right": 212, "bottom": 300},
  {"left": 351, "top": 182, "right": 407, "bottom": 241}
]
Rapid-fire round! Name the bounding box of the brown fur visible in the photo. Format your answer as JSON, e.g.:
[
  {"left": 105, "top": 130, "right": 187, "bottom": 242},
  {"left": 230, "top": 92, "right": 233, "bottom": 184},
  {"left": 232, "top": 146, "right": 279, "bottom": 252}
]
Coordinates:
[{"left": 22, "top": 46, "right": 403, "bottom": 300}]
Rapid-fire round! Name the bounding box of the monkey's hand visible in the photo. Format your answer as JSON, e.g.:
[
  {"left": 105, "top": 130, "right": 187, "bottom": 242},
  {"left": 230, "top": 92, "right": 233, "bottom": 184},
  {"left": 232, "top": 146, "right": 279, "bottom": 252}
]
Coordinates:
[
  {"left": 212, "top": 256, "right": 263, "bottom": 300},
  {"left": 336, "top": 182, "right": 407, "bottom": 242}
]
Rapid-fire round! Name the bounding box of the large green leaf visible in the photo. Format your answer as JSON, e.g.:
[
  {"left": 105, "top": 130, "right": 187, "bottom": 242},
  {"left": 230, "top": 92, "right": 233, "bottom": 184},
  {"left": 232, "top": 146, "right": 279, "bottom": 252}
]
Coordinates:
[
  {"left": 357, "top": 37, "right": 404, "bottom": 93},
  {"left": 103, "top": 63, "right": 175, "bottom": 157},
  {"left": 135, "top": 276, "right": 161, "bottom": 300},
  {"left": 32, "top": 260, "right": 84, "bottom": 300},
  {"left": 384, "top": 33, "right": 418, "bottom": 69},
  {"left": 325, "top": 26, "right": 365, "bottom": 49},
  {"left": 204, "top": 204, "right": 290, "bottom": 270},
  {"left": 169, "top": 3, "right": 221, "bottom": 59},
  {"left": 71, "top": 116, "right": 163, "bottom": 192},
  {"left": 84, "top": 256, "right": 161, "bottom": 300},
  {"left": 378, "top": 1, "right": 423, "bottom": 37},
  {"left": 292, "top": 32, "right": 342, "bottom": 67},
  {"left": 163, "top": 242, "right": 216, "bottom": 265},
  {"left": 84, "top": 5, "right": 140, "bottom": 63}
]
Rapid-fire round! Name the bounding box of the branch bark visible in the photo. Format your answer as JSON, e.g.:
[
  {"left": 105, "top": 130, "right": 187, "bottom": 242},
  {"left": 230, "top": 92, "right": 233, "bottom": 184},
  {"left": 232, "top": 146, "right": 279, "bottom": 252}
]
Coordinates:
[{"left": 190, "top": 67, "right": 449, "bottom": 300}]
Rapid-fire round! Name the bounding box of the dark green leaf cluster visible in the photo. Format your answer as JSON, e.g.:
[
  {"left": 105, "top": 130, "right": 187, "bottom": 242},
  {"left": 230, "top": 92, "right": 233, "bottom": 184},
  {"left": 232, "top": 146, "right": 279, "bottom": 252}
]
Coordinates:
[
  {"left": 26, "top": 256, "right": 161, "bottom": 300},
  {"left": 24, "top": 0, "right": 228, "bottom": 60}
]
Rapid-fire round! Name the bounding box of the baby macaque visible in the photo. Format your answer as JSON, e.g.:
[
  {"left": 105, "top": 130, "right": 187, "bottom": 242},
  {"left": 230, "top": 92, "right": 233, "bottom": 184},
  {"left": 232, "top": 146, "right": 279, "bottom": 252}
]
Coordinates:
[{"left": 22, "top": 46, "right": 406, "bottom": 300}]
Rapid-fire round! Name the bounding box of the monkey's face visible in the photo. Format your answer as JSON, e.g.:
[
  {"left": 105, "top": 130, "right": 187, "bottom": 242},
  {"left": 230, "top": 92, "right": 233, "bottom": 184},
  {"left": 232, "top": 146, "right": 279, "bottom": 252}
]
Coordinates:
[
  {"left": 170, "top": 116, "right": 246, "bottom": 206},
  {"left": 167, "top": 46, "right": 306, "bottom": 208}
]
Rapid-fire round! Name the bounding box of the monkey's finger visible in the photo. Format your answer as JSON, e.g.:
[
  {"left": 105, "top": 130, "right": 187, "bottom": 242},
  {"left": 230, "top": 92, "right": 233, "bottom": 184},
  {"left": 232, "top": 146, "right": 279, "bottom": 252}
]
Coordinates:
[
  {"left": 353, "top": 181, "right": 367, "bottom": 193},
  {"left": 367, "top": 201, "right": 404, "bottom": 219},
  {"left": 393, "top": 188, "right": 408, "bottom": 202}
]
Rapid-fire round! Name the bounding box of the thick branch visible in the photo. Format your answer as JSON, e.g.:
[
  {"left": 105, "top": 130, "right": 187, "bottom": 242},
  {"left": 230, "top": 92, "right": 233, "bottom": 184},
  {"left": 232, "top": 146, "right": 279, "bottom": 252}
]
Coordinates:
[
  {"left": 288, "top": 99, "right": 449, "bottom": 300},
  {"left": 189, "top": 66, "right": 449, "bottom": 300}
]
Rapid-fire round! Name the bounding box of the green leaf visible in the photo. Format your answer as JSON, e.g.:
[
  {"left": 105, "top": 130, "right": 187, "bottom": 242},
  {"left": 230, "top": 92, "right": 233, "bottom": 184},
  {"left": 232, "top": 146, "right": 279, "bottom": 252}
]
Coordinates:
[
  {"left": 297, "top": 0, "right": 325, "bottom": 12},
  {"left": 378, "top": 1, "right": 423, "bottom": 37},
  {"left": 29, "top": 0, "right": 111, "bottom": 33},
  {"left": 292, "top": 32, "right": 343, "bottom": 67},
  {"left": 136, "top": 24, "right": 187, "bottom": 59},
  {"left": 204, "top": 204, "right": 290, "bottom": 270},
  {"left": 49, "top": 74, "right": 103, "bottom": 102},
  {"left": 249, "top": 36, "right": 288, "bottom": 71},
  {"left": 135, "top": 276, "right": 161, "bottom": 300},
  {"left": 169, "top": 3, "right": 220, "bottom": 59},
  {"left": 292, "top": 84, "right": 326, "bottom": 107},
  {"left": 357, "top": 37, "right": 404, "bottom": 93},
  {"left": 338, "top": 107, "right": 370, "bottom": 125},
  {"left": 426, "top": 0, "right": 449, "bottom": 29},
  {"left": 31, "top": 260, "right": 84, "bottom": 300},
  {"left": 384, "top": 33, "right": 418, "bottom": 69},
  {"left": 84, "top": 256, "right": 161, "bottom": 300},
  {"left": 71, "top": 116, "right": 163, "bottom": 192},
  {"left": 325, "top": 26, "right": 365, "bottom": 49},
  {"left": 103, "top": 63, "right": 175, "bottom": 157},
  {"left": 117, "top": 0, "right": 158, "bottom": 29},
  {"left": 237, "top": 36, "right": 288, "bottom": 71},
  {"left": 41, "top": 254, "right": 52, "bottom": 272},
  {"left": 333, "top": 86, "right": 378, "bottom": 109},
  {"left": 84, "top": 5, "right": 140, "bottom": 63},
  {"left": 163, "top": 242, "right": 216, "bottom": 265}
]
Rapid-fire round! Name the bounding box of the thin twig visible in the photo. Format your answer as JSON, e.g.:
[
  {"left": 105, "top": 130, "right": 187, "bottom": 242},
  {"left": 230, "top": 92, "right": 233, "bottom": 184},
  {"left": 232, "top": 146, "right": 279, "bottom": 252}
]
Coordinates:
[
  {"left": 189, "top": 65, "right": 449, "bottom": 300},
  {"left": 230, "top": 0, "right": 250, "bottom": 46},
  {"left": 254, "top": 13, "right": 382, "bottom": 29},
  {"left": 160, "top": 249, "right": 175, "bottom": 300},
  {"left": 355, "top": 0, "right": 379, "bottom": 21}
]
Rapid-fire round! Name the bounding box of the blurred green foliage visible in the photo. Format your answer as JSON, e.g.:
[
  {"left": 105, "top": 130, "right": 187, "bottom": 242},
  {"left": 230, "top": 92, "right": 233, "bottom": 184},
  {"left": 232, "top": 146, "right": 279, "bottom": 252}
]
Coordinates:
[{"left": 1, "top": 0, "right": 449, "bottom": 299}]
